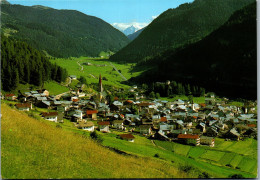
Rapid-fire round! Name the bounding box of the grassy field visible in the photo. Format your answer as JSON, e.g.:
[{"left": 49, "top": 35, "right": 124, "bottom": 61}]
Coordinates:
[
  {"left": 160, "top": 96, "right": 206, "bottom": 104},
  {"left": 99, "top": 131, "right": 257, "bottom": 178},
  {"left": 43, "top": 81, "right": 69, "bottom": 95},
  {"left": 1, "top": 103, "right": 189, "bottom": 179},
  {"left": 154, "top": 139, "right": 257, "bottom": 177},
  {"left": 50, "top": 57, "right": 143, "bottom": 89}
]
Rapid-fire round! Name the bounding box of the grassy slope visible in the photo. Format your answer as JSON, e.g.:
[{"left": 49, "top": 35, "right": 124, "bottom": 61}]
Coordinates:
[
  {"left": 100, "top": 131, "right": 257, "bottom": 178},
  {"left": 43, "top": 81, "right": 69, "bottom": 95},
  {"left": 155, "top": 138, "right": 257, "bottom": 177},
  {"left": 1, "top": 103, "right": 186, "bottom": 179},
  {"left": 50, "top": 57, "right": 143, "bottom": 88}
]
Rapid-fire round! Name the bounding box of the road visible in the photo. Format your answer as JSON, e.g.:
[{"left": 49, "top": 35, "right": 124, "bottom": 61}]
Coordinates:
[
  {"left": 110, "top": 62, "right": 127, "bottom": 81},
  {"left": 77, "top": 61, "right": 84, "bottom": 71},
  {"left": 55, "top": 91, "right": 70, "bottom": 100}
]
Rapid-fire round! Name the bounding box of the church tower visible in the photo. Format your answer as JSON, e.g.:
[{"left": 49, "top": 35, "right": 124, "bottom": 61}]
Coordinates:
[
  {"left": 99, "top": 74, "right": 103, "bottom": 93},
  {"left": 98, "top": 74, "right": 104, "bottom": 102}
]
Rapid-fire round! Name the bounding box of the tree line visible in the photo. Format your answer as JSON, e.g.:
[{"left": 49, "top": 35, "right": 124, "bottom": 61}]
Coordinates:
[
  {"left": 142, "top": 81, "right": 205, "bottom": 98},
  {"left": 1, "top": 35, "right": 68, "bottom": 91}
]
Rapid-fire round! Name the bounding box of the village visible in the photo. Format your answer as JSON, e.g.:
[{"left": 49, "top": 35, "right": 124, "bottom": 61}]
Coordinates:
[{"left": 3, "top": 75, "right": 258, "bottom": 148}]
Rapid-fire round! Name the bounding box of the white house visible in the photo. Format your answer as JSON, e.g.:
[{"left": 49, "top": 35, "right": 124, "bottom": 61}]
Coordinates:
[
  {"left": 42, "top": 112, "right": 58, "bottom": 122},
  {"left": 112, "top": 120, "right": 124, "bottom": 130},
  {"left": 15, "top": 103, "right": 32, "bottom": 111},
  {"left": 119, "top": 134, "right": 135, "bottom": 142},
  {"left": 139, "top": 125, "right": 152, "bottom": 135},
  {"left": 98, "top": 121, "right": 110, "bottom": 132},
  {"left": 78, "top": 121, "right": 95, "bottom": 132}
]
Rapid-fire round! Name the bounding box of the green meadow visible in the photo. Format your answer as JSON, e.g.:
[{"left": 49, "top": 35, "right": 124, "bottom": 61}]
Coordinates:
[
  {"left": 100, "top": 131, "right": 257, "bottom": 178},
  {"left": 50, "top": 57, "right": 143, "bottom": 88},
  {"left": 1, "top": 103, "right": 188, "bottom": 179},
  {"left": 43, "top": 81, "right": 69, "bottom": 95}
]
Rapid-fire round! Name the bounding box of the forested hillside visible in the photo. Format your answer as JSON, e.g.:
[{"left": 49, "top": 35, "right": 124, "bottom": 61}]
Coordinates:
[
  {"left": 1, "top": 36, "right": 68, "bottom": 91},
  {"left": 127, "top": 28, "right": 145, "bottom": 41},
  {"left": 130, "top": 2, "right": 256, "bottom": 99},
  {"left": 1, "top": 3, "right": 129, "bottom": 58},
  {"left": 110, "top": 0, "right": 254, "bottom": 63}
]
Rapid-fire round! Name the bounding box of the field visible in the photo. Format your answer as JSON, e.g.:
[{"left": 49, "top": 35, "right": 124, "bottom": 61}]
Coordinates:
[
  {"left": 43, "top": 81, "right": 69, "bottom": 95},
  {"left": 160, "top": 96, "right": 206, "bottom": 104},
  {"left": 1, "top": 103, "right": 189, "bottom": 179},
  {"left": 99, "top": 131, "right": 257, "bottom": 178},
  {"left": 50, "top": 57, "right": 143, "bottom": 88}
]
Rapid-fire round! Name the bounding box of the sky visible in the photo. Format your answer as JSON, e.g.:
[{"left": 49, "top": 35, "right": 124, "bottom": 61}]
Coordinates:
[{"left": 8, "top": 0, "right": 194, "bottom": 30}]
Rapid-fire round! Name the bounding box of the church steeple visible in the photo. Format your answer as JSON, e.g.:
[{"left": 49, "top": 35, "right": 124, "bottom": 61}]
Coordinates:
[{"left": 99, "top": 74, "right": 103, "bottom": 93}]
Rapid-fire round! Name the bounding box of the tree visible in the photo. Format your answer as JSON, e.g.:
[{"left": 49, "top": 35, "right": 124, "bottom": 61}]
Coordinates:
[
  {"left": 79, "top": 76, "right": 87, "bottom": 85},
  {"left": 149, "top": 91, "right": 155, "bottom": 99},
  {"left": 155, "top": 92, "right": 160, "bottom": 99},
  {"left": 188, "top": 95, "right": 194, "bottom": 104},
  {"left": 228, "top": 174, "right": 244, "bottom": 179},
  {"left": 198, "top": 172, "right": 210, "bottom": 178},
  {"left": 186, "top": 84, "right": 191, "bottom": 95}
]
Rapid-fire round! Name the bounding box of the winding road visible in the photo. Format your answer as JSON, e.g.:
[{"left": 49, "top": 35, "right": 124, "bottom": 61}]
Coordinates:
[{"left": 77, "top": 61, "right": 84, "bottom": 71}]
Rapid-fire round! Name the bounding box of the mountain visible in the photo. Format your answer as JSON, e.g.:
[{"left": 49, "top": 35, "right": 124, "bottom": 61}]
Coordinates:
[
  {"left": 123, "top": 25, "right": 139, "bottom": 36},
  {"left": 131, "top": 2, "right": 256, "bottom": 99},
  {"left": 110, "top": 0, "right": 254, "bottom": 63},
  {"left": 112, "top": 23, "right": 144, "bottom": 36},
  {"left": 127, "top": 28, "right": 145, "bottom": 41},
  {"left": 1, "top": 3, "right": 129, "bottom": 58}
]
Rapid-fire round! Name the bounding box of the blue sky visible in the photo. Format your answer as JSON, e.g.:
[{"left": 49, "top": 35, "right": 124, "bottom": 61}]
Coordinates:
[{"left": 8, "top": 0, "right": 194, "bottom": 25}]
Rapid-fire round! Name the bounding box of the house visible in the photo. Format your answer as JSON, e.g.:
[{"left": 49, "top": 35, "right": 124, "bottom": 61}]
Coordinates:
[
  {"left": 17, "top": 94, "right": 27, "bottom": 102},
  {"left": 42, "top": 112, "right": 58, "bottom": 122},
  {"left": 5, "top": 94, "right": 17, "bottom": 101},
  {"left": 15, "top": 103, "right": 32, "bottom": 111},
  {"left": 38, "top": 89, "right": 49, "bottom": 97},
  {"left": 86, "top": 110, "right": 98, "bottom": 120},
  {"left": 205, "top": 126, "right": 218, "bottom": 137},
  {"left": 36, "top": 100, "right": 51, "bottom": 109},
  {"left": 196, "top": 122, "right": 206, "bottom": 133},
  {"left": 225, "top": 128, "right": 241, "bottom": 141},
  {"left": 119, "top": 134, "right": 135, "bottom": 142},
  {"left": 205, "top": 98, "right": 215, "bottom": 105},
  {"left": 73, "top": 110, "right": 83, "bottom": 122},
  {"left": 77, "top": 121, "right": 95, "bottom": 132},
  {"left": 159, "top": 124, "right": 174, "bottom": 135},
  {"left": 69, "top": 75, "right": 77, "bottom": 80},
  {"left": 98, "top": 121, "right": 110, "bottom": 132},
  {"left": 200, "top": 136, "right": 215, "bottom": 147},
  {"left": 112, "top": 120, "right": 124, "bottom": 130},
  {"left": 139, "top": 125, "right": 152, "bottom": 135},
  {"left": 151, "top": 131, "right": 169, "bottom": 141},
  {"left": 160, "top": 116, "right": 167, "bottom": 123},
  {"left": 177, "top": 134, "right": 200, "bottom": 146},
  {"left": 152, "top": 115, "right": 161, "bottom": 124}
]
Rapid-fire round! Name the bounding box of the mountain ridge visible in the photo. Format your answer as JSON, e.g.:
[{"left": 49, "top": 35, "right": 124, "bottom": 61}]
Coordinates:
[
  {"left": 110, "top": 0, "right": 254, "bottom": 63},
  {"left": 130, "top": 2, "right": 256, "bottom": 99},
  {"left": 1, "top": 3, "right": 130, "bottom": 58}
]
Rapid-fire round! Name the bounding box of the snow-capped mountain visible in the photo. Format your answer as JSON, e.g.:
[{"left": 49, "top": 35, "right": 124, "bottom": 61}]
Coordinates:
[
  {"left": 122, "top": 25, "right": 139, "bottom": 35},
  {"left": 111, "top": 23, "right": 148, "bottom": 36}
]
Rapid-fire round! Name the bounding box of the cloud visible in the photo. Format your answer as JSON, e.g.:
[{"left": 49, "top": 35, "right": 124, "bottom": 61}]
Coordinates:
[
  {"left": 152, "top": 15, "right": 158, "bottom": 20},
  {"left": 111, "top": 22, "right": 149, "bottom": 31},
  {"left": 112, "top": 15, "right": 159, "bottom": 31}
]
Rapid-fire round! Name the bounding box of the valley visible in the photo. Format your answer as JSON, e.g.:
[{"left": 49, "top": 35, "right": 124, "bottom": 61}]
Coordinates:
[{"left": 50, "top": 57, "right": 142, "bottom": 88}]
